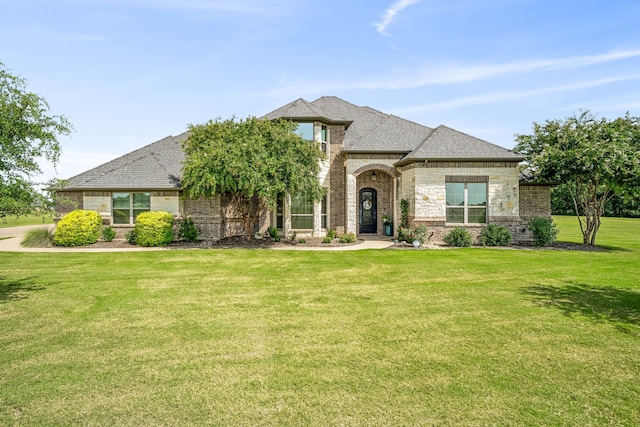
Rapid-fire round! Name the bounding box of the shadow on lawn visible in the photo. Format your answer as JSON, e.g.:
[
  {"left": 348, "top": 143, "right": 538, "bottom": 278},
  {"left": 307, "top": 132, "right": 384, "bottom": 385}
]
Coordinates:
[
  {"left": 0, "top": 276, "right": 46, "bottom": 304},
  {"left": 521, "top": 282, "right": 640, "bottom": 333}
]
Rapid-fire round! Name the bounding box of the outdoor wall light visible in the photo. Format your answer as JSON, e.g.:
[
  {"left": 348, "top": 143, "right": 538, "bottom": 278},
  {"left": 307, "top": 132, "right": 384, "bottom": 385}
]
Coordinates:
[{"left": 371, "top": 171, "right": 377, "bottom": 181}]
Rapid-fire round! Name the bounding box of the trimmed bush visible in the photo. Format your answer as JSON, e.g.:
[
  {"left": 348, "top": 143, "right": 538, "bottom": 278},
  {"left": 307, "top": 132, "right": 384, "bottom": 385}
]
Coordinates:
[
  {"left": 102, "top": 226, "right": 116, "bottom": 242},
  {"left": 322, "top": 236, "right": 332, "bottom": 243},
  {"left": 528, "top": 217, "right": 559, "bottom": 247},
  {"left": 338, "top": 232, "right": 357, "bottom": 243},
  {"left": 444, "top": 226, "right": 473, "bottom": 247},
  {"left": 53, "top": 210, "right": 102, "bottom": 246},
  {"left": 480, "top": 224, "right": 512, "bottom": 246},
  {"left": 134, "top": 211, "right": 174, "bottom": 247},
  {"left": 179, "top": 217, "right": 199, "bottom": 242},
  {"left": 21, "top": 226, "right": 55, "bottom": 248}
]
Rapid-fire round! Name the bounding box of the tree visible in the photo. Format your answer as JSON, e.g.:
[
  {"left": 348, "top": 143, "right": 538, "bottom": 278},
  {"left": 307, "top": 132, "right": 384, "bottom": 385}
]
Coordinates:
[
  {"left": 515, "top": 110, "right": 640, "bottom": 245},
  {"left": 0, "top": 62, "right": 72, "bottom": 218},
  {"left": 182, "top": 116, "right": 324, "bottom": 238}
]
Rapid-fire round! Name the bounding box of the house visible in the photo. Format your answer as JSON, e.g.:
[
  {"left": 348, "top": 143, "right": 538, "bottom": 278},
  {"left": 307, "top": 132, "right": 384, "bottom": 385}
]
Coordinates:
[{"left": 56, "top": 96, "right": 550, "bottom": 243}]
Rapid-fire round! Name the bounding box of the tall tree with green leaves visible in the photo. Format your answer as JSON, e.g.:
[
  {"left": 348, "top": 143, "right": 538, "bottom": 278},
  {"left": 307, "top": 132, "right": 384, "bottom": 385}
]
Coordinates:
[
  {"left": 182, "top": 117, "right": 324, "bottom": 238},
  {"left": 515, "top": 110, "right": 640, "bottom": 245},
  {"left": 0, "top": 62, "right": 72, "bottom": 219}
]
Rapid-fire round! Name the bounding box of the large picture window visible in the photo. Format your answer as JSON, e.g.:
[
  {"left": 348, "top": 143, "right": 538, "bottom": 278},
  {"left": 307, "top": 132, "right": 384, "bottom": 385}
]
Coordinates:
[
  {"left": 113, "top": 192, "right": 150, "bottom": 224},
  {"left": 446, "top": 183, "right": 487, "bottom": 224}
]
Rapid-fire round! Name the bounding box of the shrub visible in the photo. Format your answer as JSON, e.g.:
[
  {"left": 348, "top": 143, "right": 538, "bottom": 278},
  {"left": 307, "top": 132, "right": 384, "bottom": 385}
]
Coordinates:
[
  {"left": 268, "top": 227, "right": 279, "bottom": 240},
  {"left": 102, "top": 226, "right": 116, "bottom": 242},
  {"left": 125, "top": 229, "right": 137, "bottom": 244},
  {"left": 297, "top": 238, "right": 307, "bottom": 244},
  {"left": 53, "top": 210, "right": 102, "bottom": 246},
  {"left": 322, "top": 236, "right": 332, "bottom": 243},
  {"left": 411, "top": 224, "right": 429, "bottom": 244},
  {"left": 397, "top": 226, "right": 412, "bottom": 243},
  {"left": 480, "top": 224, "right": 512, "bottom": 246},
  {"left": 179, "top": 217, "right": 199, "bottom": 242},
  {"left": 134, "top": 211, "right": 174, "bottom": 247},
  {"left": 400, "top": 199, "right": 409, "bottom": 228},
  {"left": 444, "top": 226, "right": 473, "bottom": 247},
  {"left": 21, "top": 226, "right": 55, "bottom": 247},
  {"left": 327, "top": 228, "right": 337, "bottom": 239},
  {"left": 528, "top": 217, "right": 559, "bottom": 247},
  {"left": 338, "top": 232, "right": 357, "bottom": 243}
]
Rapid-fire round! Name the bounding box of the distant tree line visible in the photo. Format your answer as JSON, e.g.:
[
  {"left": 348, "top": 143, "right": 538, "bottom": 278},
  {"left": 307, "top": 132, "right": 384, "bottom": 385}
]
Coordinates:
[{"left": 551, "top": 184, "right": 640, "bottom": 218}]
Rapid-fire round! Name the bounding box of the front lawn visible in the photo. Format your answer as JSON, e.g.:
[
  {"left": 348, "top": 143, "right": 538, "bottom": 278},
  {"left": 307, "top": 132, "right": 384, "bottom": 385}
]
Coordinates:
[
  {"left": 1, "top": 216, "right": 639, "bottom": 425},
  {"left": 0, "top": 214, "right": 53, "bottom": 228}
]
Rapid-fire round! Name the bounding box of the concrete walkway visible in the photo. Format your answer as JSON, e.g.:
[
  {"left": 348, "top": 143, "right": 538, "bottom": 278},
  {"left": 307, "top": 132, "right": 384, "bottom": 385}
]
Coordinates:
[
  {"left": 0, "top": 225, "right": 161, "bottom": 253},
  {"left": 0, "top": 225, "right": 395, "bottom": 252}
]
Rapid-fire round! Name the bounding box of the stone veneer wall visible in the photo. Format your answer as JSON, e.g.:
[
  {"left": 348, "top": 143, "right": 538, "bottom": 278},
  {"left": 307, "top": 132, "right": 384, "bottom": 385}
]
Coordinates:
[{"left": 398, "top": 162, "right": 523, "bottom": 244}]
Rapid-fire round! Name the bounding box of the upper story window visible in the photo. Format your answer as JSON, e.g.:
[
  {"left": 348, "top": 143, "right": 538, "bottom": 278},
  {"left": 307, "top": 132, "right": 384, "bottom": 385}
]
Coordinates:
[
  {"left": 320, "top": 125, "right": 328, "bottom": 153},
  {"left": 294, "top": 123, "right": 314, "bottom": 141}
]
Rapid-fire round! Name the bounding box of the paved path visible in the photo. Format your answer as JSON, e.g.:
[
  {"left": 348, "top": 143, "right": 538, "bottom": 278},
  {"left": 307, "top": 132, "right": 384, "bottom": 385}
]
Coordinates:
[
  {"left": 0, "top": 225, "right": 160, "bottom": 253},
  {"left": 0, "top": 225, "right": 395, "bottom": 252}
]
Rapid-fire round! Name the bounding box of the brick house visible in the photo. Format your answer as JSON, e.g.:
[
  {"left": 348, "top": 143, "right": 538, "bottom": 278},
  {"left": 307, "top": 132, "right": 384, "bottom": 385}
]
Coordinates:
[{"left": 56, "top": 96, "right": 550, "bottom": 243}]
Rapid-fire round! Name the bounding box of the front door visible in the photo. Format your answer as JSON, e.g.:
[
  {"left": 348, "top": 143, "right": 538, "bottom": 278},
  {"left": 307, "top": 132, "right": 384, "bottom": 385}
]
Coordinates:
[{"left": 359, "top": 188, "right": 377, "bottom": 234}]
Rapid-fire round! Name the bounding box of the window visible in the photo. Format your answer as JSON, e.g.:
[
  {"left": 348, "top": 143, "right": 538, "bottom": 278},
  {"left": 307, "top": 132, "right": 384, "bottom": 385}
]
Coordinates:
[
  {"left": 294, "top": 122, "right": 314, "bottom": 141},
  {"left": 276, "top": 193, "right": 284, "bottom": 229},
  {"left": 320, "top": 125, "right": 327, "bottom": 153},
  {"left": 291, "top": 193, "right": 314, "bottom": 229},
  {"left": 321, "top": 191, "right": 327, "bottom": 229},
  {"left": 112, "top": 192, "right": 150, "bottom": 224},
  {"left": 446, "top": 183, "right": 486, "bottom": 223}
]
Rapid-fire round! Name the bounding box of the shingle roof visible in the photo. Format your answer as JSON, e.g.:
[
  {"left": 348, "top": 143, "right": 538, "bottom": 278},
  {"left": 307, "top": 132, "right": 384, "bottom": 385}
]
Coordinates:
[
  {"left": 398, "top": 125, "right": 523, "bottom": 164},
  {"left": 64, "top": 96, "right": 522, "bottom": 190},
  {"left": 64, "top": 132, "right": 187, "bottom": 190},
  {"left": 262, "top": 98, "right": 352, "bottom": 126}
]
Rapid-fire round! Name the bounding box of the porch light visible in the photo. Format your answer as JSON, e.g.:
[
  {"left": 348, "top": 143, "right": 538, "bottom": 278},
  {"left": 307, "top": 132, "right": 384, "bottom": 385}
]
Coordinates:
[{"left": 371, "top": 171, "right": 377, "bottom": 181}]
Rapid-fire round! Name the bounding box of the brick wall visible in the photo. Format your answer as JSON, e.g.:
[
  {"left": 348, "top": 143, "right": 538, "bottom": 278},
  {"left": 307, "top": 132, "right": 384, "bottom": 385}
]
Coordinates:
[
  {"left": 183, "top": 197, "right": 222, "bottom": 241},
  {"left": 519, "top": 185, "right": 551, "bottom": 220},
  {"left": 55, "top": 191, "right": 83, "bottom": 219},
  {"left": 328, "top": 126, "right": 346, "bottom": 234}
]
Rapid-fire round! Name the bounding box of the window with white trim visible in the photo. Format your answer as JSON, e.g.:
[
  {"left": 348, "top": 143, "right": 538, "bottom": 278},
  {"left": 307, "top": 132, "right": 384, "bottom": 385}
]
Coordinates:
[
  {"left": 291, "top": 193, "right": 314, "bottom": 229},
  {"left": 113, "top": 192, "right": 150, "bottom": 224},
  {"left": 446, "top": 182, "right": 487, "bottom": 224}
]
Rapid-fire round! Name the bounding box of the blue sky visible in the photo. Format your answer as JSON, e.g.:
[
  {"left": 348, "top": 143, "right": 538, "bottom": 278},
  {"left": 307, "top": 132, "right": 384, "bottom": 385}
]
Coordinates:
[{"left": 2, "top": 0, "right": 639, "bottom": 183}]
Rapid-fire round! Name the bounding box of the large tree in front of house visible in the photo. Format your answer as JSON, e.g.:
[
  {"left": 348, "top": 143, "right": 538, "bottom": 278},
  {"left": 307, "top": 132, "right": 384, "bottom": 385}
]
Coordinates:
[
  {"left": 515, "top": 110, "right": 640, "bottom": 245},
  {"left": 182, "top": 117, "right": 324, "bottom": 238},
  {"left": 0, "top": 62, "right": 72, "bottom": 219}
]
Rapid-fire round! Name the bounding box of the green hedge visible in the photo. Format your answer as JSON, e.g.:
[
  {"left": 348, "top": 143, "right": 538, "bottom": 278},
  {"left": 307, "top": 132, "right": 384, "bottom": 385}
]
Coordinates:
[
  {"left": 54, "top": 210, "right": 102, "bottom": 246},
  {"left": 134, "top": 211, "right": 174, "bottom": 247}
]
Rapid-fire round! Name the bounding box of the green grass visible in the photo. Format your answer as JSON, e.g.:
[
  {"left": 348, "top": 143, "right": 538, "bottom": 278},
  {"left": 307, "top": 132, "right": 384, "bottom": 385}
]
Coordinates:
[
  {"left": 1, "top": 216, "right": 639, "bottom": 425},
  {"left": 0, "top": 214, "right": 53, "bottom": 228}
]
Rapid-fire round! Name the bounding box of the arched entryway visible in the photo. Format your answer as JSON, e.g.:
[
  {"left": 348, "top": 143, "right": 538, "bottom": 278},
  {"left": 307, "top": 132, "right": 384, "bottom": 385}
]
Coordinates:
[{"left": 359, "top": 188, "right": 377, "bottom": 234}]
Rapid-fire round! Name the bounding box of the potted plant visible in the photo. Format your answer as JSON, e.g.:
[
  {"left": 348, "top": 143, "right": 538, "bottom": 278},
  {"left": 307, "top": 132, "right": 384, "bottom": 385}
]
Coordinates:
[{"left": 382, "top": 214, "right": 393, "bottom": 236}]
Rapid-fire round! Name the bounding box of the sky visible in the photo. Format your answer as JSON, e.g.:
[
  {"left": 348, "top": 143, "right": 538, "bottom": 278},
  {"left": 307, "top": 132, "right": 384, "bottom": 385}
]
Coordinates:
[{"left": 1, "top": 0, "right": 639, "bottom": 184}]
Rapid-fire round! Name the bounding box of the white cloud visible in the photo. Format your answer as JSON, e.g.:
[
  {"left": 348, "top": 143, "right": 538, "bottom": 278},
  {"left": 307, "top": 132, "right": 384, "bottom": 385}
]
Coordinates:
[
  {"left": 375, "top": 0, "right": 421, "bottom": 36},
  {"left": 263, "top": 48, "right": 640, "bottom": 97},
  {"left": 389, "top": 75, "right": 640, "bottom": 115}
]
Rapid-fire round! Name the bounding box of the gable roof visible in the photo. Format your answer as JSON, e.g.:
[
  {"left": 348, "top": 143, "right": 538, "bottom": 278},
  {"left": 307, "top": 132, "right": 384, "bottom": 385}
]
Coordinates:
[
  {"left": 63, "top": 132, "right": 187, "bottom": 191},
  {"left": 397, "top": 125, "right": 523, "bottom": 164}
]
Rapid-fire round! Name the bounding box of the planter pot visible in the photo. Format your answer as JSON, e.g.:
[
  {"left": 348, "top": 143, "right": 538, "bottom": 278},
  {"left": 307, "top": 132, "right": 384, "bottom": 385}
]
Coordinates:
[
  {"left": 384, "top": 224, "right": 393, "bottom": 236},
  {"left": 412, "top": 240, "right": 421, "bottom": 248}
]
